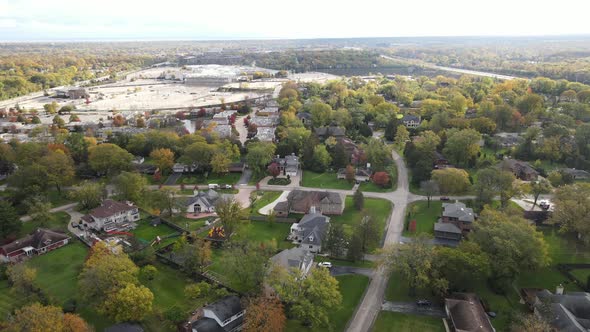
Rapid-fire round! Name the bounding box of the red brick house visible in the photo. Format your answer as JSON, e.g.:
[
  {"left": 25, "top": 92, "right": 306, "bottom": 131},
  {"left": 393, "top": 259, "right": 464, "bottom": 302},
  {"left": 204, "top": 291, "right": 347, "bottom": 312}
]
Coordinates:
[{"left": 0, "top": 229, "right": 70, "bottom": 263}]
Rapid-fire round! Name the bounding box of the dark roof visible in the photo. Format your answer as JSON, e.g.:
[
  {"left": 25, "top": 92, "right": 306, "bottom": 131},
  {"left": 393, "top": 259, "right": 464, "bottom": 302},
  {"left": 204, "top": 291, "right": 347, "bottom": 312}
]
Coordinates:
[
  {"left": 186, "top": 190, "right": 220, "bottom": 208},
  {"left": 271, "top": 247, "right": 314, "bottom": 271},
  {"left": 192, "top": 318, "right": 224, "bottom": 332},
  {"left": 287, "top": 190, "right": 343, "bottom": 213},
  {"left": 314, "top": 126, "right": 345, "bottom": 137},
  {"left": 298, "top": 213, "right": 330, "bottom": 246},
  {"left": 0, "top": 228, "right": 69, "bottom": 254},
  {"left": 536, "top": 290, "right": 590, "bottom": 332},
  {"left": 297, "top": 112, "right": 312, "bottom": 120},
  {"left": 401, "top": 114, "right": 421, "bottom": 122},
  {"left": 274, "top": 201, "right": 289, "bottom": 212},
  {"left": 104, "top": 323, "right": 144, "bottom": 332},
  {"left": 442, "top": 202, "right": 475, "bottom": 223},
  {"left": 205, "top": 295, "right": 242, "bottom": 322},
  {"left": 85, "top": 200, "right": 137, "bottom": 220},
  {"left": 445, "top": 293, "right": 494, "bottom": 332},
  {"left": 434, "top": 222, "right": 462, "bottom": 234}
]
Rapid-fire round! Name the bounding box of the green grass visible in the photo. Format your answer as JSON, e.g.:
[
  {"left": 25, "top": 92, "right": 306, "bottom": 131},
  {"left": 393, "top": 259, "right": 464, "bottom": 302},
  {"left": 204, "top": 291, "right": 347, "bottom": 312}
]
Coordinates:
[
  {"left": 250, "top": 191, "right": 282, "bottom": 216},
  {"left": 268, "top": 178, "right": 292, "bottom": 185},
  {"left": 46, "top": 190, "right": 73, "bottom": 207},
  {"left": 372, "top": 312, "right": 445, "bottom": 332},
  {"left": 132, "top": 219, "right": 180, "bottom": 248},
  {"left": 403, "top": 201, "right": 441, "bottom": 237},
  {"left": 233, "top": 221, "right": 294, "bottom": 250},
  {"left": 286, "top": 274, "right": 370, "bottom": 332},
  {"left": 301, "top": 170, "right": 353, "bottom": 190},
  {"left": 570, "top": 269, "right": 590, "bottom": 284},
  {"left": 384, "top": 272, "right": 440, "bottom": 303},
  {"left": 178, "top": 173, "right": 241, "bottom": 185},
  {"left": 331, "top": 197, "right": 392, "bottom": 251},
  {"left": 359, "top": 181, "right": 393, "bottom": 193},
  {"left": 167, "top": 215, "right": 210, "bottom": 232},
  {"left": 20, "top": 211, "right": 71, "bottom": 237}
]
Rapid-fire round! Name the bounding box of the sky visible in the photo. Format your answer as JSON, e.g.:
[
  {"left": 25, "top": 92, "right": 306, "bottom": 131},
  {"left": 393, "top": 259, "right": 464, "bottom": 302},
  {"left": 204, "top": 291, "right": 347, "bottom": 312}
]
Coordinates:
[{"left": 1, "top": 0, "right": 590, "bottom": 41}]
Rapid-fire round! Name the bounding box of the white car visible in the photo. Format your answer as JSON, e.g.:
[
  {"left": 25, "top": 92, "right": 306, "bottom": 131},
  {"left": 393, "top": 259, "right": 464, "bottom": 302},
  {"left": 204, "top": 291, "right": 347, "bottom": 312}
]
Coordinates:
[{"left": 317, "top": 262, "right": 332, "bottom": 268}]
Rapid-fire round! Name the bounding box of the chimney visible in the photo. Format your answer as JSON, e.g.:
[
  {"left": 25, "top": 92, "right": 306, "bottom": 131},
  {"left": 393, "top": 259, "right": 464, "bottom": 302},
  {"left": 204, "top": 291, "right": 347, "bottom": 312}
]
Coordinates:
[{"left": 556, "top": 284, "right": 564, "bottom": 295}]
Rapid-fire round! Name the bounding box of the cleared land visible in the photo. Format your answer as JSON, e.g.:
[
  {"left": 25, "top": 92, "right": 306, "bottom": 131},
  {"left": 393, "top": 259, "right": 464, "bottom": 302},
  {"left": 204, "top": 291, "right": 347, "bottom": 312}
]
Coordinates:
[{"left": 301, "top": 171, "right": 353, "bottom": 190}]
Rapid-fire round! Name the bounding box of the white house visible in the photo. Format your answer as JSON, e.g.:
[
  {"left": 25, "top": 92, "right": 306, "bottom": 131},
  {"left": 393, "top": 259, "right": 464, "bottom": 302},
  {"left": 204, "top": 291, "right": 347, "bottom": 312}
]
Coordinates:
[
  {"left": 401, "top": 114, "right": 421, "bottom": 128},
  {"left": 80, "top": 200, "right": 140, "bottom": 232},
  {"left": 186, "top": 189, "right": 220, "bottom": 214}
]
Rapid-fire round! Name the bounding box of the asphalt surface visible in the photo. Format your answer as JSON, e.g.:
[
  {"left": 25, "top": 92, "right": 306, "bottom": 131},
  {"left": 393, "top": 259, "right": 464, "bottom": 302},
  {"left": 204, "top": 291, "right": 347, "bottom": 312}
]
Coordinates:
[
  {"left": 381, "top": 301, "right": 446, "bottom": 317},
  {"left": 330, "top": 266, "right": 374, "bottom": 278}
]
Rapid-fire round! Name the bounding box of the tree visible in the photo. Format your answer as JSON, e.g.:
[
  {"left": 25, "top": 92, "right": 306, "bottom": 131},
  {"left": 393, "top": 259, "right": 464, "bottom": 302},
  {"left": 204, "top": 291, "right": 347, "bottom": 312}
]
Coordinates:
[
  {"left": 221, "top": 241, "right": 274, "bottom": 294},
  {"left": 311, "top": 144, "right": 331, "bottom": 172},
  {"left": 100, "top": 283, "right": 154, "bottom": 322},
  {"left": 88, "top": 143, "right": 133, "bottom": 176},
  {"left": 331, "top": 143, "right": 348, "bottom": 169},
  {"left": 550, "top": 183, "right": 590, "bottom": 243},
  {"left": 471, "top": 208, "right": 550, "bottom": 291},
  {"left": 310, "top": 101, "right": 332, "bottom": 127},
  {"left": 363, "top": 138, "right": 391, "bottom": 171},
  {"left": 26, "top": 198, "right": 53, "bottom": 228},
  {"left": 68, "top": 114, "right": 80, "bottom": 122},
  {"left": 357, "top": 215, "right": 380, "bottom": 253},
  {"left": 420, "top": 180, "right": 439, "bottom": 207},
  {"left": 43, "top": 101, "right": 58, "bottom": 114},
  {"left": 266, "top": 265, "right": 341, "bottom": 327},
  {"left": 433, "top": 242, "right": 491, "bottom": 291},
  {"left": 372, "top": 171, "right": 390, "bottom": 188},
  {"left": 431, "top": 168, "right": 471, "bottom": 195},
  {"left": 211, "top": 153, "right": 231, "bottom": 175},
  {"left": 113, "top": 171, "right": 147, "bottom": 203},
  {"left": 524, "top": 179, "right": 552, "bottom": 210},
  {"left": 243, "top": 296, "right": 286, "bottom": 332},
  {"left": 39, "top": 150, "right": 75, "bottom": 193},
  {"left": 69, "top": 181, "right": 104, "bottom": 210},
  {"left": 0, "top": 201, "right": 21, "bottom": 239},
  {"left": 345, "top": 165, "right": 355, "bottom": 183},
  {"left": 78, "top": 242, "right": 140, "bottom": 306},
  {"left": 7, "top": 303, "right": 91, "bottom": 332},
  {"left": 384, "top": 118, "right": 399, "bottom": 141},
  {"left": 182, "top": 238, "right": 212, "bottom": 275},
  {"left": 443, "top": 129, "right": 482, "bottom": 167},
  {"left": 65, "top": 133, "right": 90, "bottom": 163},
  {"left": 393, "top": 125, "right": 410, "bottom": 151},
  {"left": 7, "top": 264, "right": 40, "bottom": 302},
  {"left": 214, "top": 197, "right": 246, "bottom": 236},
  {"left": 246, "top": 142, "right": 276, "bottom": 179},
  {"left": 347, "top": 233, "right": 364, "bottom": 262},
  {"left": 52, "top": 115, "right": 65, "bottom": 128},
  {"left": 510, "top": 314, "right": 553, "bottom": 332},
  {"left": 353, "top": 189, "right": 364, "bottom": 210},
  {"left": 147, "top": 188, "right": 182, "bottom": 217},
  {"left": 517, "top": 94, "right": 544, "bottom": 115},
  {"left": 149, "top": 148, "right": 175, "bottom": 174},
  {"left": 324, "top": 223, "right": 347, "bottom": 258},
  {"left": 267, "top": 162, "right": 281, "bottom": 178}
]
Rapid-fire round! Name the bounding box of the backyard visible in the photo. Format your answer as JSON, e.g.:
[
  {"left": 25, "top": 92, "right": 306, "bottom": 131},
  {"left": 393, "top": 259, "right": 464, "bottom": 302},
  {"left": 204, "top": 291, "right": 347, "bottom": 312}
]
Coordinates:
[
  {"left": 331, "top": 197, "right": 392, "bottom": 249},
  {"left": 20, "top": 211, "right": 71, "bottom": 236},
  {"left": 286, "top": 274, "right": 369, "bottom": 332},
  {"left": 250, "top": 190, "right": 282, "bottom": 216},
  {"left": 403, "top": 201, "right": 442, "bottom": 236},
  {"left": 131, "top": 219, "right": 181, "bottom": 248},
  {"left": 167, "top": 215, "right": 211, "bottom": 232},
  {"left": 301, "top": 170, "right": 353, "bottom": 190},
  {"left": 232, "top": 220, "right": 294, "bottom": 250},
  {"left": 372, "top": 312, "right": 445, "bottom": 332}
]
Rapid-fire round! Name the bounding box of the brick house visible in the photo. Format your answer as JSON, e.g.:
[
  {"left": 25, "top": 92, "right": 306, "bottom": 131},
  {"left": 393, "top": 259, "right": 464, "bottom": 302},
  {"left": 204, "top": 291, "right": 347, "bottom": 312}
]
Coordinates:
[{"left": 0, "top": 229, "right": 70, "bottom": 263}]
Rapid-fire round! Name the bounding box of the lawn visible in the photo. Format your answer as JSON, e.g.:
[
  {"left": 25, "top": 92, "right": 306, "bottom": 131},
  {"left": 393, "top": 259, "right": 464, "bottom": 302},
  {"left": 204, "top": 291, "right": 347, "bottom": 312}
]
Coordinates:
[
  {"left": 373, "top": 312, "right": 444, "bottom": 332},
  {"left": 250, "top": 190, "right": 282, "bottom": 216},
  {"left": 46, "top": 190, "right": 73, "bottom": 208},
  {"left": 178, "top": 173, "right": 241, "bottom": 185},
  {"left": 0, "top": 280, "right": 17, "bottom": 319},
  {"left": 403, "top": 201, "right": 442, "bottom": 236},
  {"left": 132, "top": 219, "right": 181, "bottom": 248},
  {"left": 286, "top": 274, "right": 370, "bottom": 332},
  {"left": 233, "top": 220, "right": 294, "bottom": 250},
  {"left": 331, "top": 197, "right": 392, "bottom": 250},
  {"left": 167, "top": 215, "right": 211, "bottom": 232},
  {"left": 570, "top": 269, "right": 590, "bottom": 284},
  {"left": 20, "top": 211, "right": 71, "bottom": 237},
  {"left": 301, "top": 170, "right": 353, "bottom": 190}
]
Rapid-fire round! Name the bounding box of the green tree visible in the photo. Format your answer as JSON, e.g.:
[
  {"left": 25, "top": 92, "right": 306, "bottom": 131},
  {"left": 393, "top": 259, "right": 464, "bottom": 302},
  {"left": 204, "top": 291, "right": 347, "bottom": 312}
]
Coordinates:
[
  {"left": 311, "top": 144, "right": 331, "bottom": 172},
  {"left": 147, "top": 188, "right": 182, "bottom": 217},
  {"left": 324, "top": 223, "right": 347, "bottom": 258},
  {"left": 214, "top": 197, "right": 246, "bottom": 236},
  {"left": 149, "top": 148, "right": 175, "bottom": 174},
  {"left": 420, "top": 180, "right": 439, "bottom": 207},
  {"left": 310, "top": 101, "right": 333, "bottom": 127},
  {"left": 353, "top": 189, "right": 364, "bottom": 210},
  {"left": 39, "top": 150, "right": 75, "bottom": 193},
  {"left": 549, "top": 183, "right": 590, "bottom": 244},
  {"left": 523, "top": 179, "right": 552, "bottom": 210},
  {"left": 393, "top": 125, "right": 410, "bottom": 151},
  {"left": 182, "top": 238, "right": 212, "bottom": 276},
  {"left": 100, "top": 283, "right": 154, "bottom": 322},
  {"left": 357, "top": 215, "right": 380, "bottom": 253},
  {"left": 221, "top": 241, "right": 274, "bottom": 294},
  {"left": 26, "top": 198, "right": 53, "bottom": 228},
  {"left": 88, "top": 143, "right": 133, "bottom": 176},
  {"left": 363, "top": 138, "right": 391, "bottom": 171},
  {"left": 211, "top": 153, "right": 231, "bottom": 174},
  {"left": 69, "top": 181, "right": 104, "bottom": 210},
  {"left": 431, "top": 168, "right": 471, "bottom": 195},
  {"left": 433, "top": 242, "right": 491, "bottom": 291},
  {"left": 443, "top": 128, "right": 482, "bottom": 167},
  {"left": 113, "top": 171, "right": 147, "bottom": 203},
  {"left": 43, "top": 101, "right": 59, "bottom": 114},
  {"left": 0, "top": 201, "right": 21, "bottom": 239},
  {"left": 52, "top": 115, "right": 65, "bottom": 128},
  {"left": 246, "top": 142, "right": 276, "bottom": 179},
  {"left": 266, "top": 265, "right": 341, "bottom": 327},
  {"left": 65, "top": 133, "right": 90, "bottom": 163}
]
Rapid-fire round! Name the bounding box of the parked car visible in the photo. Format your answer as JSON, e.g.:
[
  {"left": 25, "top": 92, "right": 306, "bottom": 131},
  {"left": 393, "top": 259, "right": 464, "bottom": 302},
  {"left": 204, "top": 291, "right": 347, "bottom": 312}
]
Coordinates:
[
  {"left": 440, "top": 196, "right": 450, "bottom": 201},
  {"left": 317, "top": 262, "right": 332, "bottom": 268},
  {"left": 416, "top": 299, "right": 431, "bottom": 306},
  {"left": 70, "top": 222, "right": 79, "bottom": 229},
  {"left": 221, "top": 184, "right": 232, "bottom": 189},
  {"left": 208, "top": 184, "right": 220, "bottom": 189}
]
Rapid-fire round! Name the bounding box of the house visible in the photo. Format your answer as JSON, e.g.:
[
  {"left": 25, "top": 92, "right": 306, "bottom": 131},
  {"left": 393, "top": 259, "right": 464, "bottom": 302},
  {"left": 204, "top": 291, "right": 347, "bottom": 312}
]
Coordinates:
[
  {"left": 433, "top": 222, "right": 462, "bottom": 243},
  {"left": 274, "top": 190, "right": 344, "bottom": 216},
  {"left": 213, "top": 124, "right": 233, "bottom": 138},
  {"left": 55, "top": 87, "right": 89, "bottom": 99},
  {"left": 436, "top": 201, "right": 476, "bottom": 235},
  {"left": 0, "top": 229, "right": 70, "bottom": 263},
  {"left": 401, "top": 114, "right": 421, "bottom": 129},
  {"left": 494, "top": 132, "right": 521, "bottom": 148},
  {"left": 444, "top": 293, "right": 495, "bottom": 332},
  {"left": 433, "top": 152, "right": 450, "bottom": 169},
  {"left": 270, "top": 247, "right": 314, "bottom": 276},
  {"left": 132, "top": 156, "right": 145, "bottom": 165},
  {"left": 273, "top": 154, "right": 300, "bottom": 177},
  {"left": 185, "top": 295, "right": 244, "bottom": 332},
  {"left": 499, "top": 159, "right": 539, "bottom": 181},
  {"left": 297, "top": 112, "right": 312, "bottom": 125},
  {"left": 173, "top": 163, "right": 197, "bottom": 173},
  {"left": 337, "top": 167, "right": 371, "bottom": 182},
  {"left": 561, "top": 168, "right": 590, "bottom": 180},
  {"left": 521, "top": 287, "right": 590, "bottom": 332},
  {"left": 254, "top": 127, "right": 275, "bottom": 142},
  {"left": 212, "top": 110, "right": 237, "bottom": 125},
  {"left": 288, "top": 209, "right": 330, "bottom": 253},
  {"left": 186, "top": 190, "right": 221, "bottom": 214},
  {"left": 314, "top": 126, "right": 345, "bottom": 140},
  {"left": 80, "top": 200, "right": 140, "bottom": 232}
]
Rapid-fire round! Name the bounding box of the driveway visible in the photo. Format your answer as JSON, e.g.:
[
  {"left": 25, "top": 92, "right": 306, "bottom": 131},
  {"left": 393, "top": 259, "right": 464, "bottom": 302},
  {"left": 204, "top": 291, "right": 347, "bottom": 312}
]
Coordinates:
[
  {"left": 237, "top": 169, "right": 252, "bottom": 185},
  {"left": 164, "top": 173, "right": 182, "bottom": 185},
  {"left": 330, "top": 266, "right": 374, "bottom": 278},
  {"left": 234, "top": 188, "right": 254, "bottom": 209},
  {"left": 258, "top": 190, "right": 290, "bottom": 215},
  {"left": 65, "top": 208, "right": 85, "bottom": 237},
  {"left": 381, "top": 301, "right": 445, "bottom": 318}
]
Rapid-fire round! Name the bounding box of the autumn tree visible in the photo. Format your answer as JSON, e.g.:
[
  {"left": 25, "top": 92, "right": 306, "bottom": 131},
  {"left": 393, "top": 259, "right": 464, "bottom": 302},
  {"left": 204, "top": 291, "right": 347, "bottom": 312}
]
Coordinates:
[
  {"left": 211, "top": 153, "right": 231, "bottom": 174},
  {"left": 39, "top": 150, "right": 75, "bottom": 193},
  {"left": 7, "top": 303, "right": 91, "bottom": 332},
  {"left": 345, "top": 165, "right": 355, "bottom": 183},
  {"left": 88, "top": 143, "right": 133, "bottom": 176},
  {"left": 214, "top": 197, "right": 246, "bottom": 236},
  {"left": 149, "top": 148, "right": 175, "bottom": 174},
  {"left": 420, "top": 180, "right": 439, "bottom": 207},
  {"left": 372, "top": 171, "right": 390, "bottom": 188},
  {"left": 69, "top": 181, "right": 104, "bottom": 210},
  {"left": 243, "top": 296, "right": 286, "bottom": 332},
  {"left": 550, "top": 183, "right": 590, "bottom": 243},
  {"left": 100, "top": 283, "right": 154, "bottom": 322},
  {"left": 267, "top": 162, "right": 280, "bottom": 178},
  {"left": 443, "top": 128, "right": 482, "bottom": 167},
  {"left": 7, "top": 264, "right": 41, "bottom": 303},
  {"left": 431, "top": 168, "right": 471, "bottom": 195},
  {"left": 113, "top": 171, "right": 147, "bottom": 203},
  {"left": 266, "top": 265, "right": 341, "bottom": 327}
]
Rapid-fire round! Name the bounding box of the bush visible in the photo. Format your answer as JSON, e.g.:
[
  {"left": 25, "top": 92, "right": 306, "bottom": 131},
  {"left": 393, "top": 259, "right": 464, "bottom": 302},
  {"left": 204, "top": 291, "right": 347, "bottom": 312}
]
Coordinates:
[
  {"left": 268, "top": 178, "right": 291, "bottom": 185},
  {"left": 62, "top": 299, "right": 77, "bottom": 313},
  {"left": 165, "top": 305, "right": 185, "bottom": 323},
  {"left": 141, "top": 265, "right": 158, "bottom": 281}
]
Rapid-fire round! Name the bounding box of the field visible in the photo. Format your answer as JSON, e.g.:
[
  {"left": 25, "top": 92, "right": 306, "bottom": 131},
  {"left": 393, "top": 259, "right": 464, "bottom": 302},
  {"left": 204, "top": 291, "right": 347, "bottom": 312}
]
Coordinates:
[
  {"left": 372, "top": 312, "right": 445, "bottom": 332},
  {"left": 233, "top": 220, "right": 294, "bottom": 249},
  {"left": 403, "top": 201, "right": 442, "bottom": 236},
  {"left": 20, "top": 211, "right": 71, "bottom": 236},
  {"left": 286, "top": 274, "right": 369, "bottom": 332},
  {"left": 167, "top": 215, "right": 211, "bottom": 232},
  {"left": 301, "top": 171, "right": 353, "bottom": 190},
  {"left": 132, "top": 219, "right": 181, "bottom": 248}
]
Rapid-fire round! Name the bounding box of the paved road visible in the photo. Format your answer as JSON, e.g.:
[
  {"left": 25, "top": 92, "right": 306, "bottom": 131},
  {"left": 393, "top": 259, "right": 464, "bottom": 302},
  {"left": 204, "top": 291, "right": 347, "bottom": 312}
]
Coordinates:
[
  {"left": 381, "top": 301, "right": 445, "bottom": 318},
  {"left": 330, "top": 266, "right": 374, "bottom": 278},
  {"left": 20, "top": 202, "right": 79, "bottom": 222},
  {"left": 346, "top": 150, "right": 411, "bottom": 332}
]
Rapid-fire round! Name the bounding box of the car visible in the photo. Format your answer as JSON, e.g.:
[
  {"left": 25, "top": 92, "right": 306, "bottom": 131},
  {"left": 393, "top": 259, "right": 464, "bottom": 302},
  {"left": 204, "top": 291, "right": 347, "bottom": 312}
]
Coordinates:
[
  {"left": 317, "top": 262, "right": 332, "bottom": 268},
  {"left": 440, "top": 196, "right": 450, "bottom": 201},
  {"left": 221, "top": 184, "right": 232, "bottom": 189},
  {"left": 70, "top": 222, "right": 79, "bottom": 229},
  {"left": 416, "top": 299, "right": 431, "bottom": 306},
  {"left": 208, "top": 184, "right": 220, "bottom": 189}
]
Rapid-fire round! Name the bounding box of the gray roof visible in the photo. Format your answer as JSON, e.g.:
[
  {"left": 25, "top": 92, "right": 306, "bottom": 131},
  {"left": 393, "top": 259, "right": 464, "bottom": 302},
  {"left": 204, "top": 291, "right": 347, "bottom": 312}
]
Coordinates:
[
  {"left": 297, "top": 112, "right": 312, "bottom": 120},
  {"left": 315, "top": 126, "right": 345, "bottom": 137},
  {"left": 186, "top": 189, "right": 220, "bottom": 208},
  {"left": 205, "top": 295, "right": 243, "bottom": 322},
  {"left": 442, "top": 202, "right": 475, "bottom": 223},
  {"left": 271, "top": 247, "right": 314, "bottom": 270},
  {"left": 297, "top": 213, "right": 330, "bottom": 246},
  {"left": 434, "top": 222, "right": 462, "bottom": 234},
  {"left": 561, "top": 168, "right": 590, "bottom": 179},
  {"left": 536, "top": 290, "right": 590, "bottom": 332},
  {"left": 401, "top": 114, "right": 421, "bottom": 122}
]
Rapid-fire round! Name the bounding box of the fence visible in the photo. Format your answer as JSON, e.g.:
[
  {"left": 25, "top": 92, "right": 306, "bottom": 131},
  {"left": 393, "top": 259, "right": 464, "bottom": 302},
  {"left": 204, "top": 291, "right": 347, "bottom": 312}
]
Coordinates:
[
  {"left": 248, "top": 215, "right": 297, "bottom": 223},
  {"left": 556, "top": 263, "right": 590, "bottom": 291}
]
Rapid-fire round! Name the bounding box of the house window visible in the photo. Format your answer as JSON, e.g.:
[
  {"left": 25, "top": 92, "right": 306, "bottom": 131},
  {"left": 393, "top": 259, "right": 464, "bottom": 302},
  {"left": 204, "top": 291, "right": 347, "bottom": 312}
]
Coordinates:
[{"left": 309, "top": 245, "right": 313, "bottom": 249}]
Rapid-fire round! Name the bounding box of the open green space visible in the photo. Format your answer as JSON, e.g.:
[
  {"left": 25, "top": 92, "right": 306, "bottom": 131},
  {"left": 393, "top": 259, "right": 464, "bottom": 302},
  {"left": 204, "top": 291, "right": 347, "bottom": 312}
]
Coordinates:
[
  {"left": 372, "top": 312, "right": 445, "bottom": 332},
  {"left": 359, "top": 181, "right": 393, "bottom": 193},
  {"left": 286, "top": 274, "right": 369, "bottom": 332},
  {"left": 233, "top": 220, "right": 294, "bottom": 250},
  {"left": 570, "top": 269, "right": 590, "bottom": 284},
  {"left": 132, "top": 219, "right": 180, "bottom": 248},
  {"left": 0, "top": 280, "right": 17, "bottom": 319},
  {"left": 46, "top": 190, "right": 74, "bottom": 208},
  {"left": 301, "top": 170, "right": 353, "bottom": 190},
  {"left": 20, "top": 211, "right": 71, "bottom": 237},
  {"left": 178, "top": 173, "right": 241, "bottom": 185},
  {"left": 250, "top": 190, "right": 282, "bottom": 216},
  {"left": 268, "top": 177, "right": 291, "bottom": 185},
  {"left": 403, "top": 201, "right": 442, "bottom": 237},
  {"left": 168, "top": 215, "right": 211, "bottom": 232}
]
